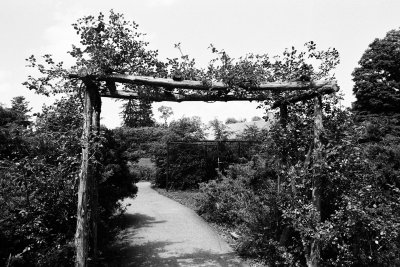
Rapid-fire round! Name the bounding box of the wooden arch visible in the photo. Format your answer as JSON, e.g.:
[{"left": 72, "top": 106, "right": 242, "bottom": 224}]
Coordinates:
[{"left": 70, "top": 73, "right": 338, "bottom": 267}]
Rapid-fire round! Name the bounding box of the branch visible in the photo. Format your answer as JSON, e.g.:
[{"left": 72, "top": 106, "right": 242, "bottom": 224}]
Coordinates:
[
  {"left": 69, "top": 73, "right": 336, "bottom": 92},
  {"left": 271, "top": 86, "right": 339, "bottom": 109},
  {"left": 101, "top": 89, "right": 270, "bottom": 102}
]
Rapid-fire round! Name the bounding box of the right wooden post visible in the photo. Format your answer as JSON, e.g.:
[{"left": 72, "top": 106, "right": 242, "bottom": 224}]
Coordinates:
[
  {"left": 307, "top": 95, "right": 323, "bottom": 267},
  {"left": 166, "top": 142, "right": 170, "bottom": 191},
  {"left": 278, "top": 104, "right": 288, "bottom": 194}
]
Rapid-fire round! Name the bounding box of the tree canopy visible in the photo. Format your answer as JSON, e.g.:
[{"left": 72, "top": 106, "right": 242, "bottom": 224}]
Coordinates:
[
  {"left": 352, "top": 29, "right": 400, "bottom": 114},
  {"left": 24, "top": 10, "right": 339, "bottom": 108}
]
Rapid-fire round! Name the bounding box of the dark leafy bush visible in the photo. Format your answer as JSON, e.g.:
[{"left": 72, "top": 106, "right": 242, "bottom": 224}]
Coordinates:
[
  {"left": 197, "top": 102, "right": 400, "bottom": 266},
  {"left": 0, "top": 96, "right": 137, "bottom": 266}
]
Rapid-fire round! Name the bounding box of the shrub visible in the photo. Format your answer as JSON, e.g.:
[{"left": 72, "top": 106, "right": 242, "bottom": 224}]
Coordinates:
[
  {"left": 0, "top": 97, "right": 138, "bottom": 266},
  {"left": 197, "top": 105, "right": 400, "bottom": 266}
]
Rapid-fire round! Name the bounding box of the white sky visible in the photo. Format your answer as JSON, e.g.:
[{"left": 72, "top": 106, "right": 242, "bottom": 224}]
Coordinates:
[{"left": 1, "top": 0, "right": 399, "bottom": 128}]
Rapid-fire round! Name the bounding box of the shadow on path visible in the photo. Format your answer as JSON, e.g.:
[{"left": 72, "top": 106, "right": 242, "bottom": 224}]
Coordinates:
[{"left": 105, "top": 212, "right": 244, "bottom": 266}]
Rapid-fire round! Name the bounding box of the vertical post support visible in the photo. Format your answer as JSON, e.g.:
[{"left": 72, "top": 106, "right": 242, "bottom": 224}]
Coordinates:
[
  {"left": 90, "top": 85, "right": 101, "bottom": 264},
  {"left": 217, "top": 141, "right": 220, "bottom": 172},
  {"left": 307, "top": 95, "right": 323, "bottom": 267},
  {"left": 75, "top": 80, "right": 101, "bottom": 267},
  {"left": 278, "top": 104, "right": 288, "bottom": 194},
  {"left": 75, "top": 87, "right": 93, "bottom": 267},
  {"left": 280, "top": 104, "right": 288, "bottom": 129},
  {"left": 166, "top": 142, "right": 170, "bottom": 191}
]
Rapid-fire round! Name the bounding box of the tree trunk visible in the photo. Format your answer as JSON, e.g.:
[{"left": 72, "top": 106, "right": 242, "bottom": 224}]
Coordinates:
[
  {"left": 306, "top": 96, "right": 323, "bottom": 267},
  {"left": 75, "top": 88, "right": 93, "bottom": 267}
]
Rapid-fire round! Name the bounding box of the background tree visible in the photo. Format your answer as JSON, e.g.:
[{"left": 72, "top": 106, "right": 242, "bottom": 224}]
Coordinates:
[
  {"left": 352, "top": 29, "right": 400, "bottom": 114},
  {"left": 158, "top": 105, "right": 173, "bottom": 126},
  {"left": 11, "top": 96, "right": 31, "bottom": 118},
  {"left": 225, "top": 117, "right": 239, "bottom": 124},
  {"left": 121, "top": 99, "right": 155, "bottom": 127},
  {"left": 10, "top": 96, "right": 32, "bottom": 127},
  {"left": 209, "top": 119, "right": 232, "bottom": 140}
]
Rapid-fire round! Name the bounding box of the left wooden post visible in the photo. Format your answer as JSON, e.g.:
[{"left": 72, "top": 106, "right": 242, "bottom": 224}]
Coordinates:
[
  {"left": 90, "top": 82, "right": 101, "bottom": 264},
  {"left": 75, "top": 80, "right": 101, "bottom": 267}
]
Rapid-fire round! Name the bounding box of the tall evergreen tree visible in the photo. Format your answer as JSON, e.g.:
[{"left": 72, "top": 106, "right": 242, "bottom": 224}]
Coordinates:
[
  {"left": 352, "top": 29, "right": 400, "bottom": 114},
  {"left": 121, "top": 99, "right": 155, "bottom": 127},
  {"left": 11, "top": 96, "right": 31, "bottom": 119}
]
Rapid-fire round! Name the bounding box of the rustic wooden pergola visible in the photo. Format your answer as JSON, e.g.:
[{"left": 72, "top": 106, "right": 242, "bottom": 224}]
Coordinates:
[{"left": 69, "top": 73, "right": 338, "bottom": 267}]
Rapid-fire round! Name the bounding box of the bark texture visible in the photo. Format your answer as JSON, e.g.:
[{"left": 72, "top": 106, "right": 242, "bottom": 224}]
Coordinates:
[
  {"left": 75, "top": 88, "right": 93, "bottom": 267},
  {"left": 306, "top": 96, "right": 323, "bottom": 267}
]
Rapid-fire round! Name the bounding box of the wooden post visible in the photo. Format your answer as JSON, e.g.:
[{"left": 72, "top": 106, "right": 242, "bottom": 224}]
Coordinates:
[
  {"left": 217, "top": 141, "right": 220, "bottom": 172},
  {"left": 75, "top": 88, "right": 93, "bottom": 267},
  {"left": 306, "top": 95, "right": 323, "bottom": 267},
  {"left": 166, "top": 142, "right": 170, "bottom": 191},
  {"left": 90, "top": 86, "right": 101, "bottom": 264},
  {"left": 75, "top": 80, "right": 101, "bottom": 267},
  {"left": 280, "top": 104, "right": 288, "bottom": 129},
  {"left": 278, "top": 104, "right": 288, "bottom": 194}
]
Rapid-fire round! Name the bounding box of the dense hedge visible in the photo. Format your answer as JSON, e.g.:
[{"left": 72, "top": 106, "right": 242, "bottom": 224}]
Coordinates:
[
  {"left": 149, "top": 117, "right": 264, "bottom": 190},
  {"left": 0, "top": 96, "right": 137, "bottom": 266}
]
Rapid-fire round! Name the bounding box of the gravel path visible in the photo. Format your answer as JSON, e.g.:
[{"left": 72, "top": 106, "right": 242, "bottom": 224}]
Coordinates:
[{"left": 109, "top": 181, "right": 247, "bottom": 267}]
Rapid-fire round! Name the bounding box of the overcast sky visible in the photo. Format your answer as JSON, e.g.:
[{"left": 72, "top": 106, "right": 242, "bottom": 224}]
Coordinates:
[{"left": 1, "top": 0, "right": 399, "bottom": 128}]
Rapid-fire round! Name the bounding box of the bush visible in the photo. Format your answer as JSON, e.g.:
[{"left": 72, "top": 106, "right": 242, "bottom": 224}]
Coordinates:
[
  {"left": 197, "top": 103, "right": 400, "bottom": 266},
  {"left": 0, "top": 97, "right": 138, "bottom": 266}
]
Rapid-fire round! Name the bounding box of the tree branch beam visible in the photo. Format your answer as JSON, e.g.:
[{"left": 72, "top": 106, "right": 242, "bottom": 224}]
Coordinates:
[
  {"left": 101, "top": 89, "right": 271, "bottom": 102},
  {"left": 271, "top": 86, "right": 338, "bottom": 109},
  {"left": 69, "top": 73, "right": 336, "bottom": 92}
]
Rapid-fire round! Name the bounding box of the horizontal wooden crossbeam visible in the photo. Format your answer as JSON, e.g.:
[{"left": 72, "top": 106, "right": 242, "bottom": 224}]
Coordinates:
[
  {"left": 168, "top": 140, "right": 261, "bottom": 144},
  {"left": 70, "top": 73, "right": 339, "bottom": 105},
  {"left": 271, "top": 86, "right": 339, "bottom": 108},
  {"left": 69, "top": 73, "right": 336, "bottom": 92},
  {"left": 101, "top": 89, "right": 270, "bottom": 102}
]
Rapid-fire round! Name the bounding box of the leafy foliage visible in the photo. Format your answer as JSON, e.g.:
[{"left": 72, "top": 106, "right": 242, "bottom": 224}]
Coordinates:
[
  {"left": 0, "top": 96, "right": 137, "bottom": 266},
  {"left": 353, "top": 29, "right": 400, "bottom": 114},
  {"left": 198, "top": 99, "right": 400, "bottom": 266},
  {"left": 152, "top": 117, "right": 207, "bottom": 189}
]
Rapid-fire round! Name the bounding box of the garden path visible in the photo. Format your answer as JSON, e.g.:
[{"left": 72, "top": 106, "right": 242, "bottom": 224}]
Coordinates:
[{"left": 109, "top": 181, "right": 247, "bottom": 267}]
